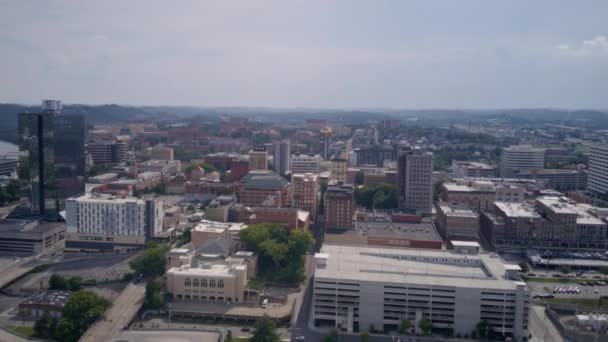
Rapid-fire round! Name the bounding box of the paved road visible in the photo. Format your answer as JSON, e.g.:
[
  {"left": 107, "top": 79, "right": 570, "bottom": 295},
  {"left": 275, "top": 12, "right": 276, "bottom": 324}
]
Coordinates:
[
  {"left": 529, "top": 305, "right": 563, "bottom": 342},
  {"left": 0, "top": 327, "right": 29, "bottom": 342},
  {"left": 116, "top": 330, "right": 219, "bottom": 342},
  {"left": 80, "top": 282, "right": 146, "bottom": 342}
]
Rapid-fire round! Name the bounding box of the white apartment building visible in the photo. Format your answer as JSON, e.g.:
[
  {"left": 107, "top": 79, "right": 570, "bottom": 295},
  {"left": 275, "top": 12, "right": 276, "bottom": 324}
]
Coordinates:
[
  {"left": 398, "top": 150, "right": 434, "bottom": 213},
  {"left": 588, "top": 143, "right": 608, "bottom": 195},
  {"left": 313, "top": 244, "right": 529, "bottom": 341},
  {"left": 65, "top": 193, "right": 163, "bottom": 251},
  {"left": 291, "top": 154, "right": 322, "bottom": 174},
  {"left": 500, "top": 145, "right": 545, "bottom": 177}
]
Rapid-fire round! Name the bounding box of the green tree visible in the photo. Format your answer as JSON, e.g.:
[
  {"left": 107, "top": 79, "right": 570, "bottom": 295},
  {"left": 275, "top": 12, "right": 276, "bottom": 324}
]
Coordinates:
[
  {"left": 399, "top": 319, "right": 412, "bottom": 334},
  {"left": 49, "top": 274, "right": 68, "bottom": 291},
  {"left": 54, "top": 290, "right": 111, "bottom": 342},
  {"left": 518, "top": 262, "right": 529, "bottom": 273},
  {"left": 251, "top": 315, "right": 280, "bottom": 342},
  {"left": 129, "top": 244, "right": 170, "bottom": 277},
  {"left": 225, "top": 329, "right": 233, "bottom": 342},
  {"left": 323, "top": 330, "right": 339, "bottom": 342},
  {"left": 180, "top": 228, "right": 192, "bottom": 243},
  {"left": 355, "top": 170, "right": 365, "bottom": 185},
  {"left": 67, "top": 276, "right": 84, "bottom": 291},
  {"left": 239, "top": 224, "right": 314, "bottom": 284},
  {"left": 419, "top": 319, "right": 433, "bottom": 335},
  {"left": 360, "top": 331, "right": 371, "bottom": 342},
  {"left": 33, "top": 312, "right": 53, "bottom": 339},
  {"left": 476, "top": 320, "right": 492, "bottom": 340},
  {"left": 145, "top": 280, "right": 162, "bottom": 310}
]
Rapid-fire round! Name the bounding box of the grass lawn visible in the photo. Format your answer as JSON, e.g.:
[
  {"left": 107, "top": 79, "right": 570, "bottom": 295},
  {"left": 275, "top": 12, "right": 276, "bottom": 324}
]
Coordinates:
[
  {"left": 542, "top": 297, "right": 608, "bottom": 311},
  {"left": 8, "top": 326, "right": 35, "bottom": 337}
]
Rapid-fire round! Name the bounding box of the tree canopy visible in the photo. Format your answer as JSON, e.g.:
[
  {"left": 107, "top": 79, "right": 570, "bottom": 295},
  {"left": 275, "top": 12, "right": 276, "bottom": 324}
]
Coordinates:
[
  {"left": 33, "top": 290, "right": 111, "bottom": 342},
  {"left": 239, "top": 224, "right": 314, "bottom": 284},
  {"left": 129, "top": 243, "right": 170, "bottom": 277},
  {"left": 251, "top": 315, "right": 280, "bottom": 342},
  {"left": 355, "top": 184, "right": 399, "bottom": 209}
]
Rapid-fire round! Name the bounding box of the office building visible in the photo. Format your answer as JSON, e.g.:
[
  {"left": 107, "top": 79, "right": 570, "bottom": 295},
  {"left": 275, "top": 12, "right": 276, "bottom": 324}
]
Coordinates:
[
  {"left": 312, "top": 244, "right": 529, "bottom": 341},
  {"left": 515, "top": 168, "right": 587, "bottom": 192},
  {"left": 150, "top": 145, "right": 174, "bottom": 161},
  {"left": 325, "top": 212, "right": 444, "bottom": 250},
  {"left": 480, "top": 196, "right": 608, "bottom": 250},
  {"left": 435, "top": 202, "right": 480, "bottom": 241},
  {"left": 205, "top": 195, "right": 237, "bottom": 222},
  {"left": 292, "top": 173, "right": 319, "bottom": 220},
  {"left": 500, "top": 145, "right": 545, "bottom": 177},
  {"left": 324, "top": 181, "right": 355, "bottom": 229},
  {"left": 0, "top": 158, "right": 18, "bottom": 177},
  {"left": 441, "top": 180, "right": 525, "bottom": 212},
  {"left": 249, "top": 147, "right": 268, "bottom": 171},
  {"left": 291, "top": 153, "right": 322, "bottom": 174},
  {"left": 138, "top": 159, "right": 181, "bottom": 177},
  {"left": 191, "top": 220, "right": 247, "bottom": 248},
  {"left": 330, "top": 158, "right": 348, "bottom": 183},
  {"left": 354, "top": 145, "right": 396, "bottom": 167},
  {"left": 18, "top": 100, "right": 85, "bottom": 219},
  {"left": 588, "top": 143, "right": 608, "bottom": 195},
  {"left": 0, "top": 219, "right": 65, "bottom": 255},
  {"left": 233, "top": 206, "right": 310, "bottom": 230},
  {"left": 452, "top": 161, "right": 497, "bottom": 178},
  {"left": 272, "top": 139, "right": 291, "bottom": 176},
  {"left": 397, "top": 149, "right": 434, "bottom": 213},
  {"left": 65, "top": 193, "right": 163, "bottom": 252},
  {"left": 238, "top": 170, "right": 292, "bottom": 208},
  {"left": 87, "top": 141, "right": 127, "bottom": 165}
]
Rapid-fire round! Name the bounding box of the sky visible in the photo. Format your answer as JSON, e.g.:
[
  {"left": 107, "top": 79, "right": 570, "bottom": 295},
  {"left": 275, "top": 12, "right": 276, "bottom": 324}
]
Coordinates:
[{"left": 1, "top": 1, "right": 607, "bottom": 109}]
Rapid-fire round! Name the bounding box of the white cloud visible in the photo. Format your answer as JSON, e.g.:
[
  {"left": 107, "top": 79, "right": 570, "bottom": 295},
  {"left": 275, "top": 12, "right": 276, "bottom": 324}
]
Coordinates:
[{"left": 557, "top": 35, "right": 608, "bottom": 56}]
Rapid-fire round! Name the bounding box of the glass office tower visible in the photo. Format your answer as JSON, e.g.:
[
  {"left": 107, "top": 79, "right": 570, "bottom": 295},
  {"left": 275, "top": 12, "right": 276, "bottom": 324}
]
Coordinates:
[{"left": 18, "top": 100, "right": 85, "bottom": 220}]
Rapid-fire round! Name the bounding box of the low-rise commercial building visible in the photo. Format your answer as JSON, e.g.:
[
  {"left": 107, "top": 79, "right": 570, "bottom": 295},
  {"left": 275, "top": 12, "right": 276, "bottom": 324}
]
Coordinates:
[
  {"left": 312, "top": 245, "right": 529, "bottom": 341},
  {"left": 205, "top": 195, "right": 237, "bottom": 222},
  {"left": 191, "top": 220, "right": 247, "bottom": 248},
  {"left": 435, "top": 202, "right": 480, "bottom": 241},
  {"left": 19, "top": 291, "right": 71, "bottom": 319},
  {"left": 138, "top": 159, "right": 181, "bottom": 177},
  {"left": 481, "top": 196, "right": 608, "bottom": 250},
  {"left": 150, "top": 145, "right": 174, "bottom": 161},
  {"left": 515, "top": 168, "right": 587, "bottom": 192},
  {"left": 452, "top": 161, "right": 497, "bottom": 178}
]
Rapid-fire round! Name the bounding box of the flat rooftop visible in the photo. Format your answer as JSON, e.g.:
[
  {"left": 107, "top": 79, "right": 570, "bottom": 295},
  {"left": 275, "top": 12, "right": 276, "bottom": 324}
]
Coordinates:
[
  {"left": 21, "top": 290, "right": 71, "bottom": 307},
  {"left": 194, "top": 220, "right": 246, "bottom": 233},
  {"left": 0, "top": 219, "right": 65, "bottom": 239},
  {"left": 351, "top": 219, "right": 442, "bottom": 241},
  {"left": 494, "top": 202, "right": 540, "bottom": 218},
  {"left": 316, "top": 244, "right": 525, "bottom": 290}
]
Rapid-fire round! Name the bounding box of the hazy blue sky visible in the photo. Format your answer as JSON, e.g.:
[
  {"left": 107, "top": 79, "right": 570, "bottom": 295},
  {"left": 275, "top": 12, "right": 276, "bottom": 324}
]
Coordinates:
[{"left": 1, "top": 1, "right": 607, "bottom": 108}]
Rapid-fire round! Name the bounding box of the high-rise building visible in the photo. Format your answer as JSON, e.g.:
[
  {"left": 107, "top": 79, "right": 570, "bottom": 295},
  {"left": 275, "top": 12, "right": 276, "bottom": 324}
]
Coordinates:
[
  {"left": 291, "top": 153, "right": 322, "bottom": 174},
  {"left": 249, "top": 147, "right": 268, "bottom": 171},
  {"left": 330, "top": 157, "right": 347, "bottom": 183},
  {"left": 324, "top": 181, "right": 355, "bottom": 229},
  {"left": 273, "top": 139, "right": 291, "bottom": 176},
  {"left": 87, "top": 141, "right": 127, "bottom": 165},
  {"left": 65, "top": 193, "right": 163, "bottom": 252},
  {"left": 150, "top": 145, "right": 174, "bottom": 161},
  {"left": 588, "top": 143, "right": 608, "bottom": 195},
  {"left": 397, "top": 149, "right": 433, "bottom": 213},
  {"left": 292, "top": 173, "right": 319, "bottom": 220},
  {"left": 18, "top": 100, "right": 85, "bottom": 219},
  {"left": 500, "top": 145, "right": 545, "bottom": 177}
]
